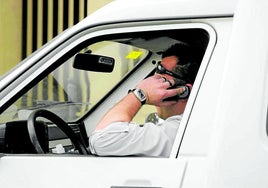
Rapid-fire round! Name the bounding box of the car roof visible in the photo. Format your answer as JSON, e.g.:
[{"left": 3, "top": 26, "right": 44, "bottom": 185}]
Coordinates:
[{"left": 77, "top": 0, "right": 238, "bottom": 27}]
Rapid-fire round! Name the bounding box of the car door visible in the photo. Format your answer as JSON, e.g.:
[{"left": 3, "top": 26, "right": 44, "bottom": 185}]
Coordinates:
[{"left": 0, "top": 18, "right": 220, "bottom": 187}]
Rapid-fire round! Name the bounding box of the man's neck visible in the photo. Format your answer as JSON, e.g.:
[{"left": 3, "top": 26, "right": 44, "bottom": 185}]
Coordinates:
[{"left": 157, "top": 101, "right": 186, "bottom": 119}]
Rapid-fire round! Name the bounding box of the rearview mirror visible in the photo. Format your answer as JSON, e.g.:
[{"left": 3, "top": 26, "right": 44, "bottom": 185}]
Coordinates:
[{"left": 73, "top": 53, "right": 115, "bottom": 72}]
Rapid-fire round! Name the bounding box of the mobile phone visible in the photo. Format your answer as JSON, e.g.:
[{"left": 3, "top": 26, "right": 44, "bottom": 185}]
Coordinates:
[{"left": 163, "top": 84, "right": 192, "bottom": 101}]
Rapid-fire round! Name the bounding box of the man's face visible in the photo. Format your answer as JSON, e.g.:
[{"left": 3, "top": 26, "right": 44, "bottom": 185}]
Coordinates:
[
  {"left": 156, "top": 55, "right": 188, "bottom": 116},
  {"left": 157, "top": 55, "right": 178, "bottom": 81}
]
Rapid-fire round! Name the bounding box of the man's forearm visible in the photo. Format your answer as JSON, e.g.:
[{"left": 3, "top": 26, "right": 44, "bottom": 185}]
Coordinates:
[
  {"left": 95, "top": 93, "right": 142, "bottom": 130},
  {"left": 94, "top": 75, "right": 181, "bottom": 130}
]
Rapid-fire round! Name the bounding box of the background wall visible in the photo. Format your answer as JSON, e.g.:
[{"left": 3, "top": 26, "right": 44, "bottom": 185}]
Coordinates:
[
  {"left": 0, "top": 0, "right": 113, "bottom": 76},
  {"left": 0, "top": 0, "right": 22, "bottom": 75}
]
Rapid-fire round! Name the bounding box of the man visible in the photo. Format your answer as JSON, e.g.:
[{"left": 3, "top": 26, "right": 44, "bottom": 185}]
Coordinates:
[{"left": 89, "top": 43, "right": 199, "bottom": 157}]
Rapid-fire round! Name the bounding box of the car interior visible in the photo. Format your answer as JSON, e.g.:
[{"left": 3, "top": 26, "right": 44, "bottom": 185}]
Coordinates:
[{"left": 0, "top": 28, "right": 209, "bottom": 155}]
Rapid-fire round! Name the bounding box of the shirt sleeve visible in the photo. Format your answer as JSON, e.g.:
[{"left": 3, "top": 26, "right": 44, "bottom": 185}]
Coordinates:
[{"left": 89, "top": 116, "right": 181, "bottom": 157}]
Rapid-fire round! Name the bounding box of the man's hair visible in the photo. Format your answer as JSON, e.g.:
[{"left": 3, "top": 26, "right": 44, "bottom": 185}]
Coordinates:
[{"left": 161, "top": 43, "right": 201, "bottom": 84}]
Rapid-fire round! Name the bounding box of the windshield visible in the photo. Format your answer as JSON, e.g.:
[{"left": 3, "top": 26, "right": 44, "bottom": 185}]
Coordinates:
[{"left": 0, "top": 41, "right": 149, "bottom": 123}]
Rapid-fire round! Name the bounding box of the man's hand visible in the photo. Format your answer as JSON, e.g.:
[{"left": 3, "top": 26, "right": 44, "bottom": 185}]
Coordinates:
[{"left": 136, "top": 75, "right": 185, "bottom": 106}]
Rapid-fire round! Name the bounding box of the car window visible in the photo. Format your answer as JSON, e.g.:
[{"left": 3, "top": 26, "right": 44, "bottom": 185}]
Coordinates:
[{"left": 0, "top": 23, "right": 214, "bottom": 155}]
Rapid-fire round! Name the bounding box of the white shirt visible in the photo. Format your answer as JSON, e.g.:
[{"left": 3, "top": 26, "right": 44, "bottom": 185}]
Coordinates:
[{"left": 89, "top": 114, "right": 182, "bottom": 157}]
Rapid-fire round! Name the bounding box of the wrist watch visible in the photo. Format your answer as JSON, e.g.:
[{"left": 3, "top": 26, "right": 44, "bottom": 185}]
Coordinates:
[{"left": 128, "top": 88, "right": 146, "bottom": 105}]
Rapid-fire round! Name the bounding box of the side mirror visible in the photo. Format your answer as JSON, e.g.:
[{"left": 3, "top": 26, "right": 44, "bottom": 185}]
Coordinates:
[{"left": 73, "top": 53, "right": 115, "bottom": 73}]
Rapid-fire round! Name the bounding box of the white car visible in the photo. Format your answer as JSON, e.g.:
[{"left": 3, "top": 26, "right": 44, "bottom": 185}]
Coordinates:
[{"left": 1, "top": 0, "right": 268, "bottom": 187}]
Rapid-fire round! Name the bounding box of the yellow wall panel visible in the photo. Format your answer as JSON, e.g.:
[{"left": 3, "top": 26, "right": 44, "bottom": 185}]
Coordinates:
[
  {"left": 88, "top": 0, "right": 113, "bottom": 14},
  {"left": 0, "top": 0, "right": 22, "bottom": 75}
]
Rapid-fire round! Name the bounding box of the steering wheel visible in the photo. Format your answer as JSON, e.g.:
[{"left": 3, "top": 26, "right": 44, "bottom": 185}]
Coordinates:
[{"left": 27, "top": 109, "right": 89, "bottom": 154}]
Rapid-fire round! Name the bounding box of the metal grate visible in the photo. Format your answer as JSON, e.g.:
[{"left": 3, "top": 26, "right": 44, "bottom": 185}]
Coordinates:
[
  {"left": 22, "top": 0, "right": 88, "bottom": 59},
  {"left": 20, "top": 0, "right": 90, "bottom": 115}
]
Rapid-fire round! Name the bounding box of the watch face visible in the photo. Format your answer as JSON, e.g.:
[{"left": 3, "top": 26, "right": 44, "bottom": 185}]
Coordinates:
[
  {"left": 137, "top": 89, "right": 146, "bottom": 101},
  {"left": 133, "top": 89, "right": 146, "bottom": 104}
]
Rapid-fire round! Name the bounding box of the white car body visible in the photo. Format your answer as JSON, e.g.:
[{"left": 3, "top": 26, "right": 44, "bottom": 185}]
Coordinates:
[{"left": 1, "top": 0, "right": 268, "bottom": 187}]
